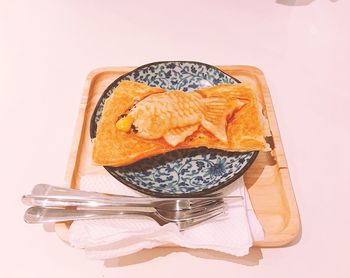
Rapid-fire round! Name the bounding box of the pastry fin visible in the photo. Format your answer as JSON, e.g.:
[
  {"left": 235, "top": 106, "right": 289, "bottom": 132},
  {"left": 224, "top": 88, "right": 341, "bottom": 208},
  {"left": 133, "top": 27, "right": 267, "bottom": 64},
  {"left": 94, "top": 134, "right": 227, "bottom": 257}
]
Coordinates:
[{"left": 163, "top": 125, "right": 199, "bottom": 146}]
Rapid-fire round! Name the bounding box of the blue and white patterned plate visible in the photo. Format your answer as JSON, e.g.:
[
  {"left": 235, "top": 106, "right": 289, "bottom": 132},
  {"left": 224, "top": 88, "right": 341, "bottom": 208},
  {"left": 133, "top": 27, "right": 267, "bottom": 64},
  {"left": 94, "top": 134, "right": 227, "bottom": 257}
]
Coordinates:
[{"left": 90, "top": 61, "right": 258, "bottom": 197}]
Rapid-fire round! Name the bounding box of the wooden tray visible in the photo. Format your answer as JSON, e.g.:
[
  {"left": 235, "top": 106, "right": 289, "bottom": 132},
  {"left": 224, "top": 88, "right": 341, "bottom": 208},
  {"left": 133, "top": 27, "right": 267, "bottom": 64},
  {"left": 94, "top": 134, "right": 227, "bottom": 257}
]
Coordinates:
[{"left": 55, "top": 65, "right": 300, "bottom": 247}]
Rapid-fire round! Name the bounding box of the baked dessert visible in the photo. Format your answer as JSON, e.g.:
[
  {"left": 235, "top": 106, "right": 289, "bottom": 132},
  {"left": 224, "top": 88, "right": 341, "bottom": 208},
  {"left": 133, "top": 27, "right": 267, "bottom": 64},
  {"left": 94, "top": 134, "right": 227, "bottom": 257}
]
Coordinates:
[{"left": 92, "top": 80, "right": 270, "bottom": 166}]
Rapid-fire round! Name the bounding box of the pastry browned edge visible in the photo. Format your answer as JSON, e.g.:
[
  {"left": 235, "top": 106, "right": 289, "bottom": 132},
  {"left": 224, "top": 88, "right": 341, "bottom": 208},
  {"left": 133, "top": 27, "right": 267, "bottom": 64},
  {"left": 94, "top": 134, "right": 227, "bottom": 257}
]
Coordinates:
[{"left": 92, "top": 80, "right": 270, "bottom": 167}]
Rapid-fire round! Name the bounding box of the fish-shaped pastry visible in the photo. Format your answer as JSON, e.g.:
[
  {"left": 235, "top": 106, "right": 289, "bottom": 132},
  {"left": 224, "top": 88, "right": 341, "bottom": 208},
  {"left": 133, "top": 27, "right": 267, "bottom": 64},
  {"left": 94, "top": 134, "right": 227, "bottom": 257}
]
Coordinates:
[
  {"left": 92, "top": 80, "right": 270, "bottom": 167},
  {"left": 115, "top": 90, "right": 245, "bottom": 146}
]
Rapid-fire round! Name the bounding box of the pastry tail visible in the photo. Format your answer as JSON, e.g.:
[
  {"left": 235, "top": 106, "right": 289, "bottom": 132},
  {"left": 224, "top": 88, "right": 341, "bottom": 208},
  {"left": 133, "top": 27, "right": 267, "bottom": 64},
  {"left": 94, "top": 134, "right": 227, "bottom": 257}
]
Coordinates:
[{"left": 201, "top": 97, "right": 245, "bottom": 143}]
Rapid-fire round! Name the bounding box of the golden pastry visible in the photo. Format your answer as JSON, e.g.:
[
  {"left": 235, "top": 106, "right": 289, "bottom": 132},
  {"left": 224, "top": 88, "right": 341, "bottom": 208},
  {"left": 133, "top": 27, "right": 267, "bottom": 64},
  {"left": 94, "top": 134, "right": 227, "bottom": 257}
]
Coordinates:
[{"left": 92, "top": 80, "right": 270, "bottom": 167}]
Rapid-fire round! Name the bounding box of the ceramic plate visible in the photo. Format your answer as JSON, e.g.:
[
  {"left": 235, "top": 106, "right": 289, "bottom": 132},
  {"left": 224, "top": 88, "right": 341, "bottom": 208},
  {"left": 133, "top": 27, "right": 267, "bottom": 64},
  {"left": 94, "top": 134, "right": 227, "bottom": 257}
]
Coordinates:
[{"left": 90, "top": 61, "right": 258, "bottom": 197}]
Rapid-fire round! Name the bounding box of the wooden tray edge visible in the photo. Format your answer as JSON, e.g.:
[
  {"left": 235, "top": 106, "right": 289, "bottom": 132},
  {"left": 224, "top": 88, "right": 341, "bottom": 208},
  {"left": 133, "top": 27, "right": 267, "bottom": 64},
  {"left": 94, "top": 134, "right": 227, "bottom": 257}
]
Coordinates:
[
  {"left": 223, "top": 65, "right": 300, "bottom": 247},
  {"left": 239, "top": 66, "right": 300, "bottom": 247}
]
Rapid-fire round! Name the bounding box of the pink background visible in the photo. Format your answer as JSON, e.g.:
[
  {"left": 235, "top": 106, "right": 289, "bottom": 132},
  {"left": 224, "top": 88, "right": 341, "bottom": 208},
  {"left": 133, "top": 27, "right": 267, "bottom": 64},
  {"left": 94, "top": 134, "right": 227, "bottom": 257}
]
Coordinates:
[{"left": 1, "top": 0, "right": 350, "bottom": 277}]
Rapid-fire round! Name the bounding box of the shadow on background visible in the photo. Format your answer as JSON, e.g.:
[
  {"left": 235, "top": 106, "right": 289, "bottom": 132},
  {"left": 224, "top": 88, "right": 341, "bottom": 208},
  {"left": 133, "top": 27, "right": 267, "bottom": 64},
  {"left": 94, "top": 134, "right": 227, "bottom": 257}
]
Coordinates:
[
  {"left": 276, "top": 0, "right": 338, "bottom": 5},
  {"left": 104, "top": 246, "right": 263, "bottom": 267}
]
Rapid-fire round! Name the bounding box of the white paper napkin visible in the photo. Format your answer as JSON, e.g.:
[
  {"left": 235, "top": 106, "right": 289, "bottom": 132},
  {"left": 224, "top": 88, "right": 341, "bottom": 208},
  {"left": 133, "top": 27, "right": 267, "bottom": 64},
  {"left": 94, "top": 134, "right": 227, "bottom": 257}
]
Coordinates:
[{"left": 68, "top": 175, "right": 264, "bottom": 260}]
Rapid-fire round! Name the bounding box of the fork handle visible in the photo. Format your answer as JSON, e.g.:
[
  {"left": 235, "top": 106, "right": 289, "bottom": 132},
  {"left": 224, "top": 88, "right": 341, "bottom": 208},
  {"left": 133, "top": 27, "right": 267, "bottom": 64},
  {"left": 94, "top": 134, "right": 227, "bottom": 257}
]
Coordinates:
[{"left": 24, "top": 207, "right": 156, "bottom": 224}]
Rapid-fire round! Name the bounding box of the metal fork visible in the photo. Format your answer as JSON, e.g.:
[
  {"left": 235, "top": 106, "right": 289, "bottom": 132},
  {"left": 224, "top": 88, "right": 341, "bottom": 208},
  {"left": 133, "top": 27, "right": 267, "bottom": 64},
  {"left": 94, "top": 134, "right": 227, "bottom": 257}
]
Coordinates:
[
  {"left": 22, "top": 194, "right": 230, "bottom": 214},
  {"left": 22, "top": 184, "right": 237, "bottom": 230},
  {"left": 24, "top": 202, "right": 226, "bottom": 230},
  {"left": 23, "top": 184, "right": 242, "bottom": 211}
]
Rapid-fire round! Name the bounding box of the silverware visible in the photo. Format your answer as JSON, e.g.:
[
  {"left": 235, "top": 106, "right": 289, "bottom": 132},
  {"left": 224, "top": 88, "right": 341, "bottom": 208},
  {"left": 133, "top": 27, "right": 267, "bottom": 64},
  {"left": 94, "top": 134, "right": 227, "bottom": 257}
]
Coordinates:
[
  {"left": 24, "top": 202, "right": 226, "bottom": 230},
  {"left": 22, "top": 184, "right": 242, "bottom": 211},
  {"left": 22, "top": 196, "right": 226, "bottom": 213},
  {"left": 23, "top": 184, "right": 238, "bottom": 230}
]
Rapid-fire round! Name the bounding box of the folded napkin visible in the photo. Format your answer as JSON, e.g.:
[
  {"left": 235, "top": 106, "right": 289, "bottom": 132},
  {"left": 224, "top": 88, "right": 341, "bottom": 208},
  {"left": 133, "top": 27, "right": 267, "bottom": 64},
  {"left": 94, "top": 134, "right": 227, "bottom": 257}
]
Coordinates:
[{"left": 68, "top": 175, "right": 264, "bottom": 260}]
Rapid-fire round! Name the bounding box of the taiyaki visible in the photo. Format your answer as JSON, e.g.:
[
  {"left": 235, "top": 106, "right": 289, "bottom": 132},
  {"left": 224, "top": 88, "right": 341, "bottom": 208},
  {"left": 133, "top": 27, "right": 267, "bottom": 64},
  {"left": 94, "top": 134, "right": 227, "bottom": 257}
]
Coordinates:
[
  {"left": 115, "top": 90, "right": 245, "bottom": 146},
  {"left": 92, "top": 80, "right": 270, "bottom": 167}
]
